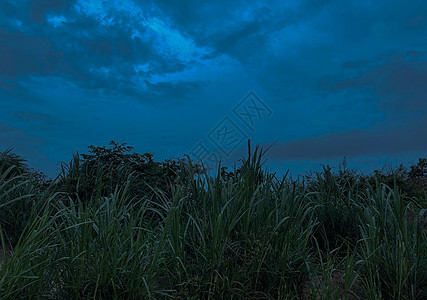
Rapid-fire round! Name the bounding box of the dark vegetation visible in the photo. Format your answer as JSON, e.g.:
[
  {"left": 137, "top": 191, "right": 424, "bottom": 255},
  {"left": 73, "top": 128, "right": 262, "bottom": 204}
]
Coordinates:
[{"left": 0, "top": 141, "right": 426, "bottom": 299}]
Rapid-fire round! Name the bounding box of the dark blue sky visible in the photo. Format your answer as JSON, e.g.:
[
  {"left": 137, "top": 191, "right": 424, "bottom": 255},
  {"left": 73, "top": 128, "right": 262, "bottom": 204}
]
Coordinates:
[{"left": 1, "top": 0, "right": 426, "bottom": 177}]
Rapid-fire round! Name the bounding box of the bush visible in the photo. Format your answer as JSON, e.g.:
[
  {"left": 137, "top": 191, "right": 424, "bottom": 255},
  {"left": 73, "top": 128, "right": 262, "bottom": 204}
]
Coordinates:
[
  {"left": 55, "top": 141, "right": 203, "bottom": 205},
  {"left": 1, "top": 146, "right": 425, "bottom": 299}
]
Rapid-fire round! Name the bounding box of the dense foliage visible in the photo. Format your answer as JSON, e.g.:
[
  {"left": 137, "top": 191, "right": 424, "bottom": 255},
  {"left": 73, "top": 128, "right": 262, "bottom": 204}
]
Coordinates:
[
  {"left": 0, "top": 144, "right": 426, "bottom": 299},
  {"left": 56, "top": 141, "right": 203, "bottom": 205}
]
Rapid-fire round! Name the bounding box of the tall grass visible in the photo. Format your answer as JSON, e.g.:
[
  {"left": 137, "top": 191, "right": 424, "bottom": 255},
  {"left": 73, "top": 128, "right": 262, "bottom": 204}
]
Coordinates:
[
  {"left": 358, "top": 183, "right": 426, "bottom": 299},
  {"left": 0, "top": 150, "right": 38, "bottom": 245},
  {"left": 0, "top": 147, "right": 426, "bottom": 299}
]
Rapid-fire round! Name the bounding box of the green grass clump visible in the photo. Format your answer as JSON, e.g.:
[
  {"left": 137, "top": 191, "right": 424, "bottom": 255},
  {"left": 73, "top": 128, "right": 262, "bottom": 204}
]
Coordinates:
[{"left": 0, "top": 145, "right": 426, "bottom": 299}]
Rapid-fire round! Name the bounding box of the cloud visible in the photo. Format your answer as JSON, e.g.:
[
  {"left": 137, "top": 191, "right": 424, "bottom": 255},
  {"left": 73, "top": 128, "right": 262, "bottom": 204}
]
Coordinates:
[
  {"left": 319, "top": 53, "right": 427, "bottom": 121},
  {"left": 268, "top": 118, "right": 427, "bottom": 160},
  {"left": 1, "top": 0, "right": 237, "bottom": 105},
  {"left": 0, "top": 29, "right": 66, "bottom": 77},
  {"left": 73, "top": 0, "right": 211, "bottom": 63},
  {"left": 29, "top": 0, "right": 69, "bottom": 24},
  {"left": 267, "top": 52, "right": 427, "bottom": 162},
  {"left": 0, "top": 0, "right": 426, "bottom": 176}
]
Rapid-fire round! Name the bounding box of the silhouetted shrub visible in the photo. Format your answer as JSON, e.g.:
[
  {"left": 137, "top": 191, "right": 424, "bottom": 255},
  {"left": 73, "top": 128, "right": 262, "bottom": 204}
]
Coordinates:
[{"left": 56, "top": 141, "right": 203, "bottom": 205}]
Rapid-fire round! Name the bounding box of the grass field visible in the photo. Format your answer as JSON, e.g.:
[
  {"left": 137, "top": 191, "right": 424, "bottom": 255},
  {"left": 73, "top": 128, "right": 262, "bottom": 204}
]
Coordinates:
[{"left": 0, "top": 146, "right": 426, "bottom": 299}]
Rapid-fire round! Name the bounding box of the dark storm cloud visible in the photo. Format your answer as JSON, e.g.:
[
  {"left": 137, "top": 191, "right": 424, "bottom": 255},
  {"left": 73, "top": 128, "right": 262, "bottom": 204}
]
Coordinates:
[
  {"left": 320, "top": 53, "right": 427, "bottom": 120},
  {"left": 28, "top": 0, "right": 69, "bottom": 24},
  {"left": 268, "top": 118, "right": 427, "bottom": 160},
  {"left": 145, "top": 0, "right": 298, "bottom": 64},
  {"left": 247, "top": 1, "right": 427, "bottom": 164},
  {"left": 0, "top": 0, "right": 426, "bottom": 176},
  {"left": 0, "top": 0, "right": 211, "bottom": 104},
  {"left": 268, "top": 52, "right": 427, "bottom": 161},
  {"left": 0, "top": 29, "right": 65, "bottom": 77}
]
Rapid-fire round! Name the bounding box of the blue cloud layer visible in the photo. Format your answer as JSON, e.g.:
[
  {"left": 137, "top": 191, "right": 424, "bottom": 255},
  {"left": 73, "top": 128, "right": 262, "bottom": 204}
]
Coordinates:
[{"left": 0, "top": 0, "right": 426, "bottom": 176}]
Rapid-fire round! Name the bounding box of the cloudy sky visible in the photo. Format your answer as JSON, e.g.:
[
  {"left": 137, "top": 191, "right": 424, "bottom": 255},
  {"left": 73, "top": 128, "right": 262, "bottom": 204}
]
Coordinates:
[{"left": 0, "top": 0, "right": 426, "bottom": 177}]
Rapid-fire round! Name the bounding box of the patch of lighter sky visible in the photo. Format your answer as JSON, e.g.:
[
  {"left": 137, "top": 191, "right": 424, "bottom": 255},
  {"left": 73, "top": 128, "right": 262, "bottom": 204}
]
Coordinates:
[
  {"left": 74, "top": 0, "right": 211, "bottom": 63},
  {"left": 47, "top": 15, "right": 67, "bottom": 27}
]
